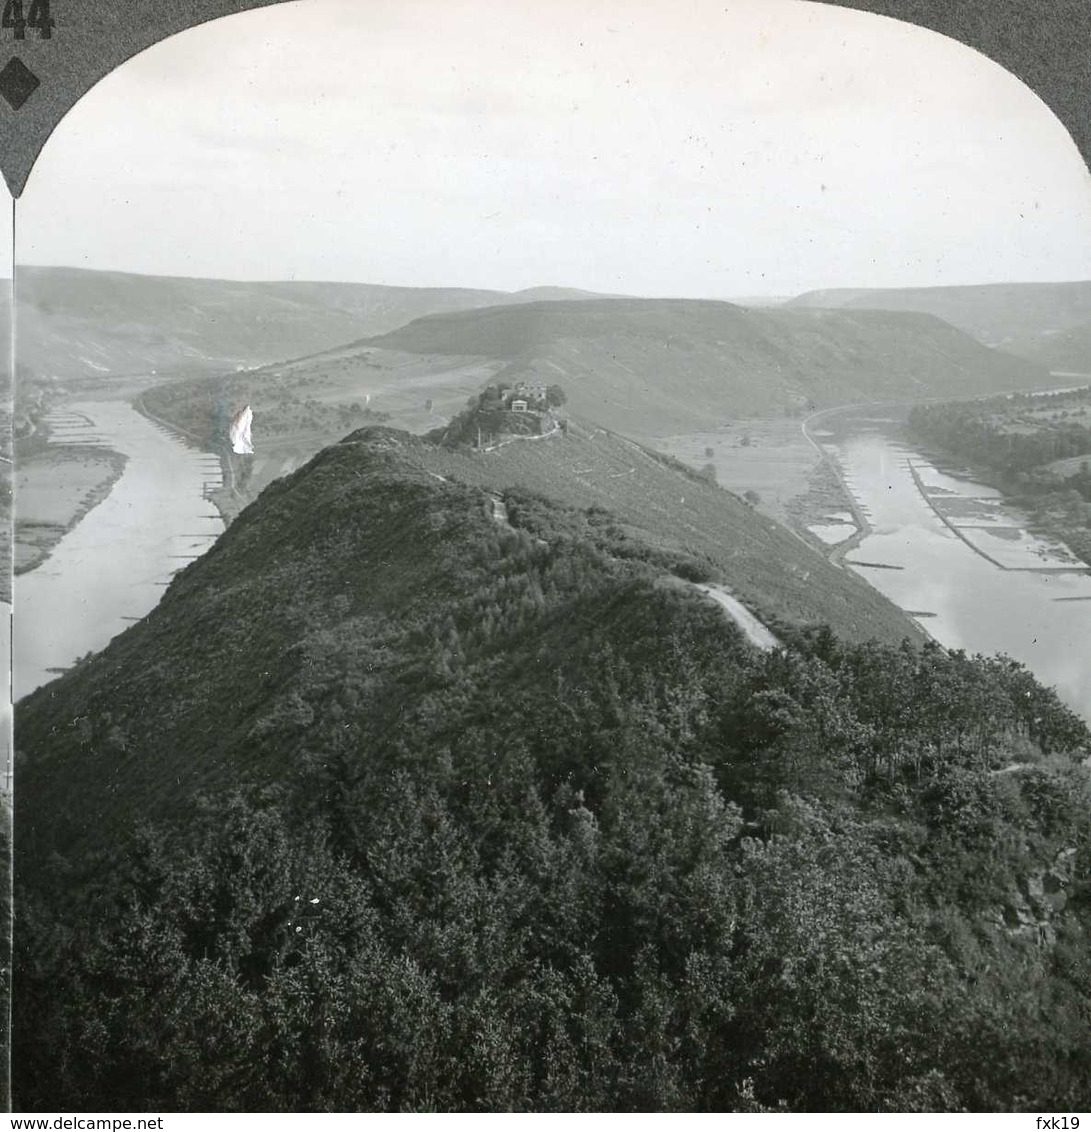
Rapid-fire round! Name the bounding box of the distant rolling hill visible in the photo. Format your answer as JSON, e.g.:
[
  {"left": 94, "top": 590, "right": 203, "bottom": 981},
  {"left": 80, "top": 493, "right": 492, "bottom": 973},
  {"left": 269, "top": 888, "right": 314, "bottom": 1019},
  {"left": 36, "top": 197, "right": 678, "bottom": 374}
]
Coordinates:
[
  {"left": 139, "top": 294, "right": 1052, "bottom": 515},
  {"left": 14, "top": 265, "right": 608, "bottom": 383},
  {"left": 357, "top": 297, "right": 1050, "bottom": 434},
  {"left": 788, "top": 281, "right": 1091, "bottom": 374}
]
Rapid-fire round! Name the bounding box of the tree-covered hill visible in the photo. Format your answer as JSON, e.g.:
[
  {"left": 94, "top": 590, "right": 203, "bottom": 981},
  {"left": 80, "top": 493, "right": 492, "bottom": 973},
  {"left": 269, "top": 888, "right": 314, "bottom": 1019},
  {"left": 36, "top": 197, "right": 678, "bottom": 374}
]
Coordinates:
[
  {"left": 13, "top": 425, "right": 916, "bottom": 863},
  {"left": 13, "top": 428, "right": 1091, "bottom": 1112},
  {"left": 386, "top": 420, "right": 918, "bottom": 645}
]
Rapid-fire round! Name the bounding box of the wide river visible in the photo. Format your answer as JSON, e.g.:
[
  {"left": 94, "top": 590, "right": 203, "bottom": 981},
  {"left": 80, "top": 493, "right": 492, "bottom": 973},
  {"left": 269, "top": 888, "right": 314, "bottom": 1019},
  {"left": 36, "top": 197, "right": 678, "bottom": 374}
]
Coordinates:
[
  {"left": 14, "top": 401, "right": 224, "bottom": 700},
  {"left": 812, "top": 412, "right": 1091, "bottom": 722}
]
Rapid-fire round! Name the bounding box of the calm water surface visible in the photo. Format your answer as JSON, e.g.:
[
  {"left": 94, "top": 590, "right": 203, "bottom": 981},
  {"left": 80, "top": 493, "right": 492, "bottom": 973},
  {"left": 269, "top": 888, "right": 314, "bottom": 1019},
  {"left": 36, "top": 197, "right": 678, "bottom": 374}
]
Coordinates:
[
  {"left": 15, "top": 401, "right": 223, "bottom": 699},
  {"left": 826, "top": 418, "right": 1091, "bottom": 721}
]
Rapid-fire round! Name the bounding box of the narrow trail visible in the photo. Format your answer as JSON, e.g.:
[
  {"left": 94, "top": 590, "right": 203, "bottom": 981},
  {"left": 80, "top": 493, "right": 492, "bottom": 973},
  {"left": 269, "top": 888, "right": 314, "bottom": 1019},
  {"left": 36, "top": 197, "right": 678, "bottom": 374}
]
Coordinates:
[
  {"left": 476, "top": 422, "right": 562, "bottom": 454},
  {"left": 691, "top": 582, "right": 779, "bottom": 651}
]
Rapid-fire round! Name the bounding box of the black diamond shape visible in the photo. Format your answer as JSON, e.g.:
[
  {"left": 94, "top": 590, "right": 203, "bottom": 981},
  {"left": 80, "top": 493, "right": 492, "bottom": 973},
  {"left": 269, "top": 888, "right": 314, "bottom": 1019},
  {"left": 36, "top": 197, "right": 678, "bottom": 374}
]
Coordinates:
[{"left": 0, "top": 57, "right": 39, "bottom": 110}]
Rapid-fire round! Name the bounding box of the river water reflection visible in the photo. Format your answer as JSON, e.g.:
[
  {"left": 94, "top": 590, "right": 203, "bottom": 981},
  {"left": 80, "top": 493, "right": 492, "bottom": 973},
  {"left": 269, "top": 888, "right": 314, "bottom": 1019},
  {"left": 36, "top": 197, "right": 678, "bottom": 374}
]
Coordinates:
[
  {"left": 824, "top": 414, "right": 1091, "bottom": 722},
  {"left": 14, "top": 401, "right": 223, "bottom": 700}
]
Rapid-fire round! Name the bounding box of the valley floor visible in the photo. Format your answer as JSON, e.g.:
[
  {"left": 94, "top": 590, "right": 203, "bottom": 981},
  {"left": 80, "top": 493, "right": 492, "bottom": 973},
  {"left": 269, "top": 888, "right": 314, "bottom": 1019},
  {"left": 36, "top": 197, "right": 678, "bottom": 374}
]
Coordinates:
[
  {"left": 651, "top": 418, "right": 819, "bottom": 528},
  {"left": 651, "top": 417, "right": 866, "bottom": 562}
]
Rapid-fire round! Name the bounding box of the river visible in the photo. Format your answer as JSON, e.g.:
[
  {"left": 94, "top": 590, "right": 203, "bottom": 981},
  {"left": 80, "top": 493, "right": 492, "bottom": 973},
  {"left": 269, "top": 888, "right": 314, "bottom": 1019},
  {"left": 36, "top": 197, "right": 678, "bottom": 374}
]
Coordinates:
[
  {"left": 811, "top": 411, "right": 1091, "bottom": 722},
  {"left": 14, "top": 401, "right": 224, "bottom": 700}
]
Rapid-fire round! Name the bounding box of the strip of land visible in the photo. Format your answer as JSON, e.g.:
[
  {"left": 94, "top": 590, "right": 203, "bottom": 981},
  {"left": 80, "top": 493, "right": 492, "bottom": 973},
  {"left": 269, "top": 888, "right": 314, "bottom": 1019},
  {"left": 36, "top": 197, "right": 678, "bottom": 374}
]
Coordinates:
[{"left": 15, "top": 446, "right": 128, "bottom": 574}]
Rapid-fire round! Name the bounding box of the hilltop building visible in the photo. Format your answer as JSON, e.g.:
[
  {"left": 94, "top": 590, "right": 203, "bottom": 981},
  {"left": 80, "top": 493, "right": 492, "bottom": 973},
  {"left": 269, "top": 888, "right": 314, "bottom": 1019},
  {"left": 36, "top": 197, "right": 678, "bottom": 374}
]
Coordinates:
[{"left": 432, "top": 381, "right": 568, "bottom": 449}]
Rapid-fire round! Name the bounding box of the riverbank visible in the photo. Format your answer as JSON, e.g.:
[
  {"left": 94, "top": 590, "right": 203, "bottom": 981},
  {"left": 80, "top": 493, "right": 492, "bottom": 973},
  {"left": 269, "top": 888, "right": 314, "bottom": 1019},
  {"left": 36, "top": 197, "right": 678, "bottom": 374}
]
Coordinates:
[
  {"left": 821, "top": 423, "right": 1091, "bottom": 721},
  {"left": 903, "top": 386, "right": 1091, "bottom": 570},
  {"left": 15, "top": 401, "right": 224, "bottom": 699},
  {"left": 15, "top": 445, "right": 128, "bottom": 575},
  {"left": 133, "top": 392, "right": 244, "bottom": 527},
  {"left": 914, "top": 442, "right": 1091, "bottom": 572},
  {"left": 903, "top": 456, "right": 1089, "bottom": 575}
]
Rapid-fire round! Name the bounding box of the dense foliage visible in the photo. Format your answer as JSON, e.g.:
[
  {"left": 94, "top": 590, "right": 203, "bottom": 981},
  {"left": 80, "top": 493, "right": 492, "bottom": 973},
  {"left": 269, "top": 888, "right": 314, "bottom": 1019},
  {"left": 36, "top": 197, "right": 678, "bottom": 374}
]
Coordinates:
[
  {"left": 427, "top": 382, "right": 566, "bottom": 449},
  {"left": 14, "top": 436, "right": 1091, "bottom": 1112},
  {"left": 909, "top": 389, "right": 1091, "bottom": 481}
]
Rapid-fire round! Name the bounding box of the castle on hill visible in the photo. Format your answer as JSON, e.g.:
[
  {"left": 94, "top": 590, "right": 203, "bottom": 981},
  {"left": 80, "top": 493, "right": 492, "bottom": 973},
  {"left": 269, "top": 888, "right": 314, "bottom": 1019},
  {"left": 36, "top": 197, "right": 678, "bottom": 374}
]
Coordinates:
[
  {"left": 479, "top": 381, "right": 553, "bottom": 415},
  {"left": 434, "top": 381, "right": 568, "bottom": 449}
]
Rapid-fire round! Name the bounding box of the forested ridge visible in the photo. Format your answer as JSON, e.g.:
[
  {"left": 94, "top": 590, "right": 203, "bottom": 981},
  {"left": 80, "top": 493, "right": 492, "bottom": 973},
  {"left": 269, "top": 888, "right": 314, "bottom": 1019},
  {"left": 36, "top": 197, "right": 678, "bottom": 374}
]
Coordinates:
[
  {"left": 13, "top": 428, "right": 1091, "bottom": 1112},
  {"left": 909, "top": 389, "right": 1091, "bottom": 478}
]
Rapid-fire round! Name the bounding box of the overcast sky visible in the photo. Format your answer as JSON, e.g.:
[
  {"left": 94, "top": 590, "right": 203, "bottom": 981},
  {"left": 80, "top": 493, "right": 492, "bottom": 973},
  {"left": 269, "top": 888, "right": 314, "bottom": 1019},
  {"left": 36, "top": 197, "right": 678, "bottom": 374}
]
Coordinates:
[{"left": 13, "top": 0, "right": 1091, "bottom": 297}]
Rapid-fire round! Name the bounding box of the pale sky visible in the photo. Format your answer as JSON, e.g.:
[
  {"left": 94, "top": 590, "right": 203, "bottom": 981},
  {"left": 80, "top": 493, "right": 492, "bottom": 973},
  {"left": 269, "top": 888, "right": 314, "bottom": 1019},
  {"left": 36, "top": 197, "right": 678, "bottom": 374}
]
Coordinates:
[{"left": 14, "top": 0, "right": 1091, "bottom": 297}]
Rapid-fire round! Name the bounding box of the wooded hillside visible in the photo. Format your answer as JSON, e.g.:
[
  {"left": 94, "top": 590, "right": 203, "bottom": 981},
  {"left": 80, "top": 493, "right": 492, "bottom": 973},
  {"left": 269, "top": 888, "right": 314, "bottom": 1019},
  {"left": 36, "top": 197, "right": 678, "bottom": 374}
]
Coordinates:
[{"left": 14, "top": 428, "right": 1091, "bottom": 1112}]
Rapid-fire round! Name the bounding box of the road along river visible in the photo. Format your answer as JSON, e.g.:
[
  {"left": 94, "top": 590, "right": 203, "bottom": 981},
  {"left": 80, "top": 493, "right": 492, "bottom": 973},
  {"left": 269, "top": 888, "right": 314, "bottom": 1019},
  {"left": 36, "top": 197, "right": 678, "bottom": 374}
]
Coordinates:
[
  {"left": 810, "top": 411, "right": 1091, "bottom": 722},
  {"left": 14, "top": 401, "right": 223, "bottom": 700}
]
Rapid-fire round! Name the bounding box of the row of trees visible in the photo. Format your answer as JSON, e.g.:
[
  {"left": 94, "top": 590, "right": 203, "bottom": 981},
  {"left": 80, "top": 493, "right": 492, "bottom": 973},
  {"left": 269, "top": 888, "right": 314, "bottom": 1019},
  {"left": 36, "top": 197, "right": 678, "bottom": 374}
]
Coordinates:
[{"left": 908, "top": 402, "right": 1091, "bottom": 479}]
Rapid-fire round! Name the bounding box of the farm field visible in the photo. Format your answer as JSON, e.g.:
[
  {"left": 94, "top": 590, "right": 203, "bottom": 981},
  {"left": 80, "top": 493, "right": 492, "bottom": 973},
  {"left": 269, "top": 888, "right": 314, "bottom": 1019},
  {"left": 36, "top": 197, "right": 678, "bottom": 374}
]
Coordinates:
[{"left": 651, "top": 418, "right": 822, "bottom": 527}]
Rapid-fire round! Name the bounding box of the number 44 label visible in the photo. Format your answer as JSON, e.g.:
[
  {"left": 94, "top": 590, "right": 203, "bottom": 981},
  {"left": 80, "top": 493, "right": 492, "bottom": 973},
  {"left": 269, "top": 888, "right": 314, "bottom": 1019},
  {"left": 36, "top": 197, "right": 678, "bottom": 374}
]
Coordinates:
[{"left": 2, "top": 0, "right": 54, "bottom": 39}]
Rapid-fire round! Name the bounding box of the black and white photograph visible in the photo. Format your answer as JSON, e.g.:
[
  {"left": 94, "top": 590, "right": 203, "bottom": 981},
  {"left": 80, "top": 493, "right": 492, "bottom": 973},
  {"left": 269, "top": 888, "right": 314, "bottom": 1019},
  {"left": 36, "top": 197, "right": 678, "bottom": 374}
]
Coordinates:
[{"left": 6, "top": 0, "right": 1091, "bottom": 1113}]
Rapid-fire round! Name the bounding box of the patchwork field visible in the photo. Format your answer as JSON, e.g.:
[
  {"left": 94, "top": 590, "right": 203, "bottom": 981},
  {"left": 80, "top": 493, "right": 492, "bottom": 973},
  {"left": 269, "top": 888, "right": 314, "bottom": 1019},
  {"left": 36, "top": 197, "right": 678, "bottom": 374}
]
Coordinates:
[{"left": 651, "top": 419, "right": 822, "bottom": 527}]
